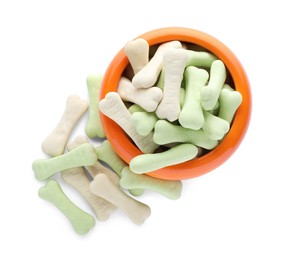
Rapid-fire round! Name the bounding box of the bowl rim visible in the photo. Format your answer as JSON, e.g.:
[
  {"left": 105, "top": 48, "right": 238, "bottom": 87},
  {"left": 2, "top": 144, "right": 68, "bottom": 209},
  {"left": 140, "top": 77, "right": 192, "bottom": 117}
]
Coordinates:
[{"left": 99, "top": 27, "right": 252, "bottom": 180}]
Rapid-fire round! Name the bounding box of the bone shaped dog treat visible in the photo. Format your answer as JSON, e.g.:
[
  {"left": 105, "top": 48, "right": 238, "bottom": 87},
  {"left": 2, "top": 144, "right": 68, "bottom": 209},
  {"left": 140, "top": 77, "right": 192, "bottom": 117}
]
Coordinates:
[
  {"left": 117, "top": 77, "right": 163, "bottom": 112},
  {"left": 95, "top": 140, "right": 144, "bottom": 196},
  {"left": 179, "top": 66, "right": 209, "bottom": 130},
  {"left": 33, "top": 143, "right": 97, "bottom": 181},
  {"left": 153, "top": 120, "right": 218, "bottom": 150},
  {"left": 120, "top": 166, "right": 182, "bottom": 200},
  {"left": 131, "top": 111, "right": 158, "bottom": 136},
  {"left": 61, "top": 137, "right": 117, "bottom": 221},
  {"left": 130, "top": 143, "right": 198, "bottom": 174},
  {"left": 38, "top": 180, "right": 95, "bottom": 235},
  {"left": 66, "top": 135, "right": 120, "bottom": 185},
  {"left": 156, "top": 48, "right": 188, "bottom": 122},
  {"left": 200, "top": 60, "right": 226, "bottom": 110},
  {"left": 124, "top": 38, "right": 149, "bottom": 74},
  {"left": 90, "top": 174, "right": 151, "bottom": 225},
  {"left": 41, "top": 95, "right": 88, "bottom": 157},
  {"left": 202, "top": 110, "right": 230, "bottom": 140},
  {"left": 99, "top": 92, "right": 158, "bottom": 153},
  {"left": 186, "top": 49, "right": 217, "bottom": 67},
  {"left": 129, "top": 104, "right": 158, "bottom": 136},
  {"left": 218, "top": 86, "right": 242, "bottom": 124},
  {"left": 85, "top": 74, "right": 105, "bottom": 138},
  {"left": 132, "top": 41, "right": 182, "bottom": 88},
  {"left": 156, "top": 68, "right": 186, "bottom": 107}
]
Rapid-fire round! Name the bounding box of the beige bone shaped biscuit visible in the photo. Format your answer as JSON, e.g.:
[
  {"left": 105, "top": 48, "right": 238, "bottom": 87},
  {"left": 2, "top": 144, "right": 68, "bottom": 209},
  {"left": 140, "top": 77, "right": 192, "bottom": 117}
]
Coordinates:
[
  {"left": 41, "top": 95, "right": 88, "bottom": 157},
  {"left": 156, "top": 48, "right": 188, "bottom": 122},
  {"left": 61, "top": 137, "right": 117, "bottom": 221},
  {"left": 120, "top": 167, "right": 182, "bottom": 200},
  {"left": 33, "top": 143, "right": 97, "bottom": 181},
  {"left": 38, "top": 180, "right": 95, "bottom": 235},
  {"left": 90, "top": 174, "right": 151, "bottom": 225},
  {"left": 117, "top": 77, "right": 163, "bottom": 112},
  {"left": 99, "top": 92, "right": 158, "bottom": 153},
  {"left": 124, "top": 38, "right": 149, "bottom": 74},
  {"left": 156, "top": 68, "right": 186, "bottom": 108},
  {"left": 132, "top": 41, "right": 182, "bottom": 88}
]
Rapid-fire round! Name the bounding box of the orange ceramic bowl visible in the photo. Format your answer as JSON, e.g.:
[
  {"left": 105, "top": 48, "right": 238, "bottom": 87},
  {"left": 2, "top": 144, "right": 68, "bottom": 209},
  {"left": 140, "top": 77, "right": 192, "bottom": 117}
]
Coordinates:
[{"left": 99, "top": 27, "right": 252, "bottom": 180}]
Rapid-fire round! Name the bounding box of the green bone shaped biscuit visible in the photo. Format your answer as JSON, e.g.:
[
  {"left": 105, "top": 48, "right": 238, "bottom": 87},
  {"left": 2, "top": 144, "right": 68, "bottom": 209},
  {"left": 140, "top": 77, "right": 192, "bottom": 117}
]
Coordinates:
[
  {"left": 179, "top": 66, "right": 209, "bottom": 130},
  {"left": 153, "top": 120, "right": 218, "bottom": 150},
  {"left": 130, "top": 143, "right": 198, "bottom": 174},
  {"left": 85, "top": 74, "right": 105, "bottom": 138},
  {"left": 120, "top": 166, "right": 182, "bottom": 200},
  {"left": 38, "top": 180, "right": 95, "bottom": 235},
  {"left": 33, "top": 143, "right": 97, "bottom": 181}
]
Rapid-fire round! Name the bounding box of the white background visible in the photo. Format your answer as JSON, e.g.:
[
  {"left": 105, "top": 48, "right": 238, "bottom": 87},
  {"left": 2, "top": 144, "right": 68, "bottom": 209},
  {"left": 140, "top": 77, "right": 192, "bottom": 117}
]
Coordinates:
[{"left": 1, "top": 0, "right": 286, "bottom": 259}]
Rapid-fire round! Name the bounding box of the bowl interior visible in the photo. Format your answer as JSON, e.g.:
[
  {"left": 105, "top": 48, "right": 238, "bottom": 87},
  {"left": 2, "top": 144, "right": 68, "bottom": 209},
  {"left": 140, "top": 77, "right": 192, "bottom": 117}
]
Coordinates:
[{"left": 99, "top": 27, "right": 251, "bottom": 180}]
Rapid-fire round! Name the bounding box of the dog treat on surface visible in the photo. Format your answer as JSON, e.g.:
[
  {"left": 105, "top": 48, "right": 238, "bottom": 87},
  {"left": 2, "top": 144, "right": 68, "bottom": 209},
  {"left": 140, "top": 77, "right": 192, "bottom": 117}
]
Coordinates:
[
  {"left": 33, "top": 143, "right": 97, "bottom": 181},
  {"left": 85, "top": 74, "right": 105, "bottom": 138},
  {"left": 41, "top": 95, "right": 88, "bottom": 157},
  {"left": 38, "top": 180, "right": 95, "bottom": 235},
  {"left": 90, "top": 174, "right": 151, "bottom": 225}
]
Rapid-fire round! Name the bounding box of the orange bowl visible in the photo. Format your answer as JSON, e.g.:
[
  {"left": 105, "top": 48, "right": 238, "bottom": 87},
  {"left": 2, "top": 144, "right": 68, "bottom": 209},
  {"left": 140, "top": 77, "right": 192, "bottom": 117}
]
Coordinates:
[{"left": 99, "top": 27, "right": 252, "bottom": 180}]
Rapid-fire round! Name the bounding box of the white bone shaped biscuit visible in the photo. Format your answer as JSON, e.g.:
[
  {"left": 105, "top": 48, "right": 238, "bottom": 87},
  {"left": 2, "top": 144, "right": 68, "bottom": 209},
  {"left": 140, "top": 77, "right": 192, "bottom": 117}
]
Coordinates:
[
  {"left": 41, "top": 95, "right": 88, "bottom": 157},
  {"left": 124, "top": 38, "right": 149, "bottom": 74},
  {"left": 117, "top": 77, "right": 163, "bottom": 112},
  {"left": 99, "top": 92, "right": 158, "bottom": 153},
  {"left": 156, "top": 48, "right": 188, "bottom": 122},
  {"left": 132, "top": 41, "right": 182, "bottom": 88},
  {"left": 90, "top": 174, "right": 151, "bottom": 225}
]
